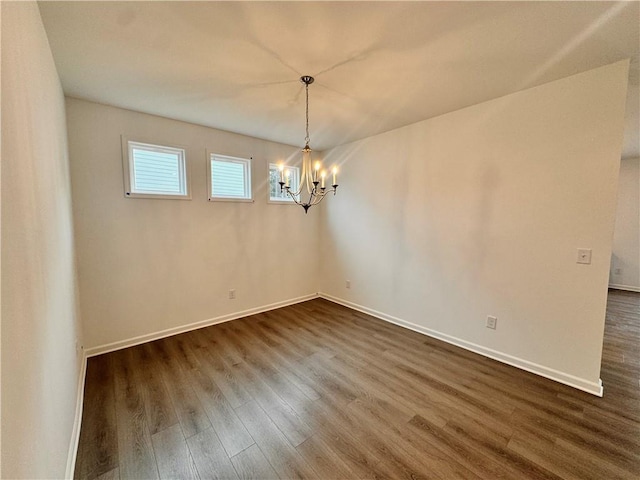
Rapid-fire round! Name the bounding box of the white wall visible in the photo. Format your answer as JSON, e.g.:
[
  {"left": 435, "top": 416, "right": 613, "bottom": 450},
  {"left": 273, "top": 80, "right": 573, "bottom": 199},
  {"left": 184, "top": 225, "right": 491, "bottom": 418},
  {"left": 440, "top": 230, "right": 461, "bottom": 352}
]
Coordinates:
[
  {"left": 66, "top": 98, "right": 320, "bottom": 351},
  {"left": 1, "top": 2, "right": 84, "bottom": 478},
  {"left": 610, "top": 157, "right": 640, "bottom": 291},
  {"left": 320, "top": 61, "right": 629, "bottom": 394}
]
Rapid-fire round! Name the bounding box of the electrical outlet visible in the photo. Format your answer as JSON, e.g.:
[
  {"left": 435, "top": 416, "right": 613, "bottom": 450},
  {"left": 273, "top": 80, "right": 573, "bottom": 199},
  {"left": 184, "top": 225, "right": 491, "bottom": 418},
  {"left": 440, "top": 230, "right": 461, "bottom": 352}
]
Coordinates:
[
  {"left": 486, "top": 315, "right": 497, "bottom": 329},
  {"left": 577, "top": 248, "right": 592, "bottom": 265},
  {"left": 614, "top": 268, "right": 622, "bottom": 275},
  {"left": 345, "top": 280, "right": 351, "bottom": 289},
  {"left": 229, "top": 289, "right": 236, "bottom": 300}
]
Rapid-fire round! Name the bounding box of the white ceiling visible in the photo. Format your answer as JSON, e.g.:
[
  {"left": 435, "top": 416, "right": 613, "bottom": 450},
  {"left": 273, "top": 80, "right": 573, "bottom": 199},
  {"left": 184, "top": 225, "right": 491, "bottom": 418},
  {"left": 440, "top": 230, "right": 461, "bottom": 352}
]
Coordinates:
[{"left": 39, "top": 1, "right": 639, "bottom": 157}]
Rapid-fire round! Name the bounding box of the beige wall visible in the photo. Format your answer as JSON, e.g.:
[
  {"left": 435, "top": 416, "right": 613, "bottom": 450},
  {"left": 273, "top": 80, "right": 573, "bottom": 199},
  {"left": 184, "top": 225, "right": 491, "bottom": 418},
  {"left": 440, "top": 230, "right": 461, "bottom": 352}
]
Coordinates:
[
  {"left": 610, "top": 157, "right": 640, "bottom": 290},
  {"left": 1, "top": 2, "right": 83, "bottom": 478},
  {"left": 0, "top": 6, "right": 631, "bottom": 477},
  {"left": 66, "top": 98, "right": 320, "bottom": 351},
  {"left": 319, "top": 61, "right": 629, "bottom": 394}
]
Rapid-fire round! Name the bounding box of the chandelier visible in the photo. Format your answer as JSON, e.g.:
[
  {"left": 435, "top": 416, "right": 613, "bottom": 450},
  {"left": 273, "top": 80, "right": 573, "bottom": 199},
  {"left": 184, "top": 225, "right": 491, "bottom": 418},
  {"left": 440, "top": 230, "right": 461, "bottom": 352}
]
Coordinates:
[{"left": 278, "top": 75, "right": 338, "bottom": 213}]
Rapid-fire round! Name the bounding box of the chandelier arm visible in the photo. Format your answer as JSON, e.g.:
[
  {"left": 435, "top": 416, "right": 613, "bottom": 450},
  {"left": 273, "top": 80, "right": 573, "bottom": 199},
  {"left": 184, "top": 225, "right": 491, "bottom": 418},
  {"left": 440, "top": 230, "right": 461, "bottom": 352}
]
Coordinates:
[
  {"left": 288, "top": 184, "right": 304, "bottom": 197},
  {"left": 308, "top": 188, "right": 334, "bottom": 206},
  {"left": 280, "top": 183, "right": 299, "bottom": 197},
  {"left": 305, "top": 190, "right": 315, "bottom": 206},
  {"left": 310, "top": 191, "right": 329, "bottom": 207},
  {"left": 282, "top": 186, "right": 303, "bottom": 205},
  {"left": 309, "top": 190, "right": 324, "bottom": 205},
  {"left": 289, "top": 194, "right": 304, "bottom": 206}
]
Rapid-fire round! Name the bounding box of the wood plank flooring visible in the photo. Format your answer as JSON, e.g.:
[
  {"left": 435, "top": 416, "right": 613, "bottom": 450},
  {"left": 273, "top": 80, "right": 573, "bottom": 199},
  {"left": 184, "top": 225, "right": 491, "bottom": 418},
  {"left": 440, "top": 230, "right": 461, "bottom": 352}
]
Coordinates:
[{"left": 75, "top": 290, "right": 640, "bottom": 479}]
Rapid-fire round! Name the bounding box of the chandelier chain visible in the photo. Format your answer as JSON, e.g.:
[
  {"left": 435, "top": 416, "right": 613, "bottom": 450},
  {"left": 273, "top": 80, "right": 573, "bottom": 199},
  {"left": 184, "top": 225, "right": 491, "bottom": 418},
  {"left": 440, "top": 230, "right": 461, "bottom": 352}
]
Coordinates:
[{"left": 305, "top": 81, "right": 310, "bottom": 146}]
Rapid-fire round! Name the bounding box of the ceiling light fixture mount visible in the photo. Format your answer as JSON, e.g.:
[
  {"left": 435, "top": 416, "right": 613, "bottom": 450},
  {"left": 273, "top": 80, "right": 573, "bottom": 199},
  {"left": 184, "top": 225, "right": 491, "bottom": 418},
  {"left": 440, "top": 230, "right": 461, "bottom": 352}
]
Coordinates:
[{"left": 278, "top": 75, "right": 338, "bottom": 214}]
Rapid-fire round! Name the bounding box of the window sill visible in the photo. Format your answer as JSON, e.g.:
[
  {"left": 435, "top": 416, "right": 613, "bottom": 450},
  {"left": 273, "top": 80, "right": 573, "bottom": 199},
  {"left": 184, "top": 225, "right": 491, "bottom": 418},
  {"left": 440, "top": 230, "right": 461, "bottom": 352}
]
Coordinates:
[
  {"left": 125, "top": 192, "right": 192, "bottom": 200},
  {"left": 208, "top": 197, "right": 254, "bottom": 203}
]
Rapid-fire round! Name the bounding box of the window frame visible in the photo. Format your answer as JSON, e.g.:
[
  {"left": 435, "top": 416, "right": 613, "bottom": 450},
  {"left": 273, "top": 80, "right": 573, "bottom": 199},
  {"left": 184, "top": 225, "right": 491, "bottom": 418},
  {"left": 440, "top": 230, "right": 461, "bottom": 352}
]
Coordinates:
[
  {"left": 121, "top": 136, "right": 191, "bottom": 200},
  {"left": 268, "top": 163, "right": 301, "bottom": 204},
  {"left": 207, "top": 152, "right": 254, "bottom": 203}
]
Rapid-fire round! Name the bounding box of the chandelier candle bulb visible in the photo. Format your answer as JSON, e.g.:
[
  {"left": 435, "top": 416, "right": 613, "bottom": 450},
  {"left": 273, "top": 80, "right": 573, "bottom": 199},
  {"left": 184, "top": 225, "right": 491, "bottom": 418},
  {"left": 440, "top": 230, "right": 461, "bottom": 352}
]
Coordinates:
[
  {"left": 285, "top": 170, "right": 290, "bottom": 187},
  {"left": 332, "top": 167, "right": 337, "bottom": 186},
  {"left": 279, "top": 163, "right": 284, "bottom": 183},
  {"left": 321, "top": 171, "right": 326, "bottom": 188}
]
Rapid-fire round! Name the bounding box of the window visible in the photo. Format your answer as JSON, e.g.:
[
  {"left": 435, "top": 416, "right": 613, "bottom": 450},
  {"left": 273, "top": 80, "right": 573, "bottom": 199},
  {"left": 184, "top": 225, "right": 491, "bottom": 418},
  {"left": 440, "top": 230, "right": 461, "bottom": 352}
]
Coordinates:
[
  {"left": 208, "top": 153, "right": 252, "bottom": 202},
  {"left": 122, "top": 138, "right": 190, "bottom": 199},
  {"left": 269, "top": 163, "right": 300, "bottom": 202}
]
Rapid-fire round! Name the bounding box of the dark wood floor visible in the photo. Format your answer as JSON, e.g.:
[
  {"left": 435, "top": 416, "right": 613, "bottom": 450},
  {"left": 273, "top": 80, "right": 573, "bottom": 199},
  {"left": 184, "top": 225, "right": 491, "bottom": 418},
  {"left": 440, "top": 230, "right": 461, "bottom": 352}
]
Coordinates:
[{"left": 75, "top": 290, "right": 640, "bottom": 479}]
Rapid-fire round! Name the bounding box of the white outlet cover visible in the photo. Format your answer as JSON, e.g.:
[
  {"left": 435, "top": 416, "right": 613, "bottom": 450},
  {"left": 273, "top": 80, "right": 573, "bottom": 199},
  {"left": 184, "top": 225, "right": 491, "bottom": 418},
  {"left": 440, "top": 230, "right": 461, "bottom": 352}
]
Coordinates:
[{"left": 487, "top": 315, "right": 497, "bottom": 329}]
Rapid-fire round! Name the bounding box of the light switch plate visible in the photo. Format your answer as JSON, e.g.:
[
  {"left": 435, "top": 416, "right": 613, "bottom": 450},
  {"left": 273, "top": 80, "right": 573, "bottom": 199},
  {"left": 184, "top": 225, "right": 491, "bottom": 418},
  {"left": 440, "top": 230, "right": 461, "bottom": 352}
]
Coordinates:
[{"left": 577, "top": 248, "right": 592, "bottom": 265}]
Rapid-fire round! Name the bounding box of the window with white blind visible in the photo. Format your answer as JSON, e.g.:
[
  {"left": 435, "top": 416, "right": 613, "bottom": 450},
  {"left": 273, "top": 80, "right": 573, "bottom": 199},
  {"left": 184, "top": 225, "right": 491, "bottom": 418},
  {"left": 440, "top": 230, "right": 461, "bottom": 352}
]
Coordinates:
[
  {"left": 269, "top": 163, "right": 300, "bottom": 203},
  {"left": 207, "top": 154, "right": 252, "bottom": 202},
  {"left": 122, "top": 139, "right": 190, "bottom": 199}
]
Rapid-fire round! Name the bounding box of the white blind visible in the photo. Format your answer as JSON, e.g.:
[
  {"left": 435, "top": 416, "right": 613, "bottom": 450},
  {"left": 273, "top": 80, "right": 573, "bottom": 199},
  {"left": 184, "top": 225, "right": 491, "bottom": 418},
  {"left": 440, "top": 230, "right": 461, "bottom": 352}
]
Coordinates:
[
  {"left": 212, "top": 161, "right": 246, "bottom": 197},
  {"left": 128, "top": 142, "right": 187, "bottom": 196},
  {"left": 210, "top": 155, "right": 251, "bottom": 200}
]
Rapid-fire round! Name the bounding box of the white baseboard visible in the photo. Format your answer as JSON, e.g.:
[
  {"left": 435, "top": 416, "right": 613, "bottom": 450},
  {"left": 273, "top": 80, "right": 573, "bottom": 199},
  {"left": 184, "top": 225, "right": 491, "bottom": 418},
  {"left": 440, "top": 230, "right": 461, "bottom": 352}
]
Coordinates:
[
  {"left": 319, "top": 293, "right": 604, "bottom": 397},
  {"left": 66, "top": 351, "right": 88, "bottom": 479},
  {"left": 67, "top": 291, "right": 605, "bottom": 475},
  {"left": 85, "top": 293, "right": 319, "bottom": 357},
  {"left": 608, "top": 283, "right": 640, "bottom": 293}
]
